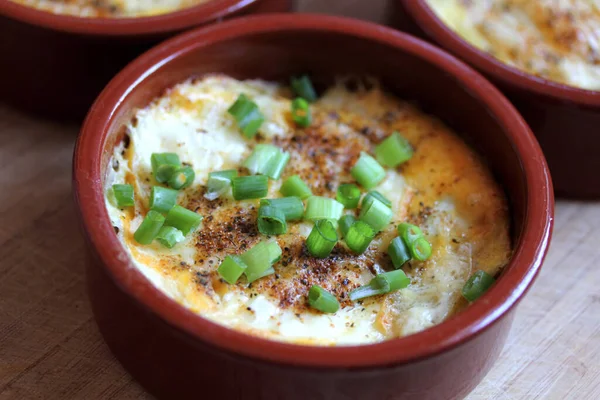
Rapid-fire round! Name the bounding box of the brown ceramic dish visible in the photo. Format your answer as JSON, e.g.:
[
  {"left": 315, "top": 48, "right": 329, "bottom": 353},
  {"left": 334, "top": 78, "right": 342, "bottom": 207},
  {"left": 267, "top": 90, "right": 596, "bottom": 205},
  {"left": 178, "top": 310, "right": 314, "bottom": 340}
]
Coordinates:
[
  {"left": 0, "top": 0, "right": 291, "bottom": 120},
  {"left": 73, "top": 14, "right": 553, "bottom": 400},
  {"left": 393, "top": 0, "right": 600, "bottom": 198}
]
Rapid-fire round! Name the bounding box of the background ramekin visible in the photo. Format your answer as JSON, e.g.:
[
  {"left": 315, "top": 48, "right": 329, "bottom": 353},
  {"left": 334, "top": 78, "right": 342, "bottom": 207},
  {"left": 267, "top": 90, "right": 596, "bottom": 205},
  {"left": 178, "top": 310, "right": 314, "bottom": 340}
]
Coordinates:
[
  {"left": 0, "top": 0, "right": 291, "bottom": 120},
  {"left": 73, "top": 14, "right": 554, "bottom": 400},
  {"left": 393, "top": 0, "right": 600, "bottom": 198}
]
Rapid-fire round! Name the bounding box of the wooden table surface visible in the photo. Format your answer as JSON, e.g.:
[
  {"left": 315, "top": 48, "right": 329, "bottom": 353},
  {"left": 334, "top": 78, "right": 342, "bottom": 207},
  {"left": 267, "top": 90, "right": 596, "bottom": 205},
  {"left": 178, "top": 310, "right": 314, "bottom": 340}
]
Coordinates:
[{"left": 1, "top": 1, "right": 599, "bottom": 399}]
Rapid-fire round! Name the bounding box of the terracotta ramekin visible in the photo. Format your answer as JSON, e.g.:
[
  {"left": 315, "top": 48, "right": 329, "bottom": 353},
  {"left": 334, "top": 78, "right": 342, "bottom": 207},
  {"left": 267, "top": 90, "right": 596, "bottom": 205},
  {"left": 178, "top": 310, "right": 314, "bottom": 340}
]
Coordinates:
[
  {"left": 73, "top": 14, "right": 554, "bottom": 400},
  {"left": 0, "top": 0, "right": 291, "bottom": 120},
  {"left": 393, "top": 0, "right": 600, "bottom": 199}
]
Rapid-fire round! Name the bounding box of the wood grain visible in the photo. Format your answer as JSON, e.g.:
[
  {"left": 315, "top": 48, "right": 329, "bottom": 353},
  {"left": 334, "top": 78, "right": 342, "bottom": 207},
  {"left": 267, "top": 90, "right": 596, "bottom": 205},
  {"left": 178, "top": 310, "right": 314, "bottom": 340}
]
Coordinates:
[{"left": 0, "top": 1, "right": 598, "bottom": 398}]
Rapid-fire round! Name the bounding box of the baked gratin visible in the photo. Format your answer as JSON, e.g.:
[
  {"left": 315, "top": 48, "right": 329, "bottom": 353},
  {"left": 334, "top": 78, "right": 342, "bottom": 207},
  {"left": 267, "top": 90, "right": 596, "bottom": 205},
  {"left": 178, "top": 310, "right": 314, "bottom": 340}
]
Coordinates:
[
  {"left": 427, "top": 0, "right": 600, "bottom": 90},
  {"left": 104, "top": 74, "right": 511, "bottom": 345}
]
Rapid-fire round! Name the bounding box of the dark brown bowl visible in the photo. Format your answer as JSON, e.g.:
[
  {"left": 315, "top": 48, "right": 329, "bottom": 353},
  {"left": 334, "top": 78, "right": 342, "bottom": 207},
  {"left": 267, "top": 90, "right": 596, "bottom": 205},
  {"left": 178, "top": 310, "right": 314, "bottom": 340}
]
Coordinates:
[
  {"left": 393, "top": 0, "right": 600, "bottom": 199},
  {"left": 0, "top": 0, "right": 291, "bottom": 120},
  {"left": 73, "top": 14, "right": 554, "bottom": 400}
]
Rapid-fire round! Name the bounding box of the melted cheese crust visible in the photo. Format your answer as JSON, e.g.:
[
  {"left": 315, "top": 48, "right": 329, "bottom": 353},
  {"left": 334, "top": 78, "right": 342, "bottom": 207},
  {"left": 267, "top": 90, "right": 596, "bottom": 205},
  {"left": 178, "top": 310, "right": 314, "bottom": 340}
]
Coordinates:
[
  {"left": 10, "top": 0, "right": 210, "bottom": 17},
  {"left": 427, "top": 0, "right": 600, "bottom": 90},
  {"left": 105, "top": 75, "right": 511, "bottom": 345}
]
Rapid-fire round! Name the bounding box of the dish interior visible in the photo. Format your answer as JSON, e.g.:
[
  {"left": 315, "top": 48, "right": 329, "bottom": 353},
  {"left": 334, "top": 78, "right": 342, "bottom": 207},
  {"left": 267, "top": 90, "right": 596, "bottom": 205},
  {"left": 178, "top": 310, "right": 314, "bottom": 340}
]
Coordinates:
[
  {"left": 9, "top": 0, "right": 212, "bottom": 17},
  {"left": 98, "top": 29, "right": 530, "bottom": 346},
  {"left": 425, "top": 0, "right": 600, "bottom": 91}
]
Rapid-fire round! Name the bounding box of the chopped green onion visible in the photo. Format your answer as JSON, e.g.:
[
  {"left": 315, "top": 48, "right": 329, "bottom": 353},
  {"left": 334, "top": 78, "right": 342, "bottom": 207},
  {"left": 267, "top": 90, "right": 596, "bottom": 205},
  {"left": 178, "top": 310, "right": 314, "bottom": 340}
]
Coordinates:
[
  {"left": 348, "top": 281, "right": 386, "bottom": 301},
  {"left": 388, "top": 237, "right": 410, "bottom": 269},
  {"left": 112, "top": 184, "right": 134, "bottom": 207},
  {"left": 397, "top": 223, "right": 424, "bottom": 246},
  {"left": 164, "top": 205, "right": 202, "bottom": 235},
  {"left": 290, "top": 75, "right": 317, "bottom": 102},
  {"left": 257, "top": 205, "right": 287, "bottom": 235},
  {"left": 291, "top": 97, "right": 311, "bottom": 127},
  {"left": 149, "top": 186, "right": 178, "bottom": 214},
  {"left": 134, "top": 210, "right": 165, "bottom": 245},
  {"left": 344, "top": 220, "right": 375, "bottom": 254},
  {"left": 218, "top": 255, "right": 248, "bottom": 285},
  {"left": 348, "top": 270, "right": 410, "bottom": 301},
  {"left": 375, "top": 131, "right": 413, "bottom": 168},
  {"left": 228, "top": 94, "right": 265, "bottom": 138},
  {"left": 375, "top": 269, "right": 411, "bottom": 292},
  {"left": 304, "top": 196, "right": 344, "bottom": 222},
  {"left": 260, "top": 197, "right": 304, "bottom": 221},
  {"left": 242, "top": 240, "right": 282, "bottom": 283},
  {"left": 351, "top": 152, "right": 386, "bottom": 189},
  {"left": 243, "top": 144, "right": 289, "bottom": 180},
  {"left": 280, "top": 175, "right": 312, "bottom": 199},
  {"left": 362, "top": 190, "right": 391, "bottom": 209},
  {"left": 306, "top": 219, "right": 338, "bottom": 258},
  {"left": 411, "top": 237, "right": 432, "bottom": 261},
  {"left": 244, "top": 144, "right": 278, "bottom": 174},
  {"left": 462, "top": 270, "right": 495, "bottom": 302},
  {"left": 151, "top": 153, "right": 181, "bottom": 183},
  {"left": 167, "top": 166, "right": 195, "bottom": 190},
  {"left": 263, "top": 150, "right": 290, "bottom": 180},
  {"left": 359, "top": 197, "right": 392, "bottom": 232},
  {"left": 308, "top": 285, "right": 340, "bottom": 313},
  {"left": 248, "top": 266, "right": 275, "bottom": 282},
  {"left": 232, "top": 175, "right": 269, "bottom": 200},
  {"left": 336, "top": 183, "right": 361, "bottom": 209},
  {"left": 155, "top": 226, "right": 185, "bottom": 249},
  {"left": 205, "top": 169, "right": 238, "bottom": 201},
  {"left": 339, "top": 214, "right": 356, "bottom": 238}
]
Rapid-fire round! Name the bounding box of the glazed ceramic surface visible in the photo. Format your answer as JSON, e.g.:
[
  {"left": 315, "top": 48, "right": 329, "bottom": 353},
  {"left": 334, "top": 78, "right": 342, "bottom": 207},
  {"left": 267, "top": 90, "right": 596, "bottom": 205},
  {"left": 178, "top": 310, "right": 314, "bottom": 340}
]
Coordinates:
[
  {"left": 394, "top": 0, "right": 600, "bottom": 198},
  {"left": 0, "top": 0, "right": 291, "bottom": 120},
  {"left": 73, "top": 14, "right": 553, "bottom": 400}
]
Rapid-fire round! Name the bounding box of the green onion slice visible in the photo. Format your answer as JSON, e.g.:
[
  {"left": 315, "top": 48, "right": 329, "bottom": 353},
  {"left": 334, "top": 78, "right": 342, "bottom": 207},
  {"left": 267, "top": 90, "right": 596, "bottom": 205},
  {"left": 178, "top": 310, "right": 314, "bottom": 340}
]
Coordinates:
[
  {"left": 133, "top": 210, "right": 165, "bottom": 245},
  {"left": 375, "top": 269, "right": 411, "bottom": 292},
  {"left": 290, "top": 75, "right": 317, "bottom": 102},
  {"left": 351, "top": 152, "right": 386, "bottom": 189},
  {"left": 280, "top": 175, "right": 312, "bottom": 199},
  {"left": 348, "top": 270, "right": 410, "bottom": 301},
  {"left": 462, "top": 270, "right": 495, "bottom": 302},
  {"left": 244, "top": 144, "right": 279, "bottom": 174},
  {"left": 151, "top": 153, "right": 181, "bottom": 183},
  {"left": 260, "top": 197, "right": 304, "bottom": 221},
  {"left": 375, "top": 131, "right": 413, "bottom": 168},
  {"left": 257, "top": 205, "right": 287, "bottom": 236},
  {"left": 411, "top": 237, "right": 432, "bottom": 261},
  {"left": 339, "top": 214, "right": 356, "bottom": 238},
  {"left": 262, "top": 150, "right": 290, "bottom": 180},
  {"left": 232, "top": 175, "right": 269, "bottom": 200},
  {"left": 308, "top": 285, "right": 340, "bottom": 313},
  {"left": 149, "top": 186, "right": 179, "bottom": 214},
  {"left": 242, "top": 240, "right": 282, "bottom": 283},
  {"left": 243, "top": 144, "right": 290, "bottom": 180},
  {"left": 291, "top": 97, "right": 311, "bottom": 128},
  {"left": 112, "top": 184, "right": 134, "bottom": 208},
  {"left": 304, "top": 196, "right": 344, "bottom": 222},
  {"left": 155, "top": 226, "right": 185, "bottom": 249},
  {"left": 218, "top": 255, "right": 248, "bottom": 285},
  {"left": 228, "top": 94, "right": 265, "bottom": 138},
  {"left": 388, "top": 237, "right": 410, "bottom": 269},
  {"left": 397, "top": 223, "right": 424, "bottom": 246},
  {"left": 306, "top": 219, "right": 338, "bottom": 258},
  {"left": 344, "top": 220, "right": 375, "bottom": 254},
  {"left": 248, "top": 266, "right": 275, "bottom": 282},
  {"left": 359, "top": 197, "right": 392, "bottom": 232},
  {"left": 362, "top": 190, "right": 391, "bottom": 209},
  {"left": 164, "top": 205, "right": 203, "bottom": 236},
  {"left": 205, "top": 169, "right": 238, "bottom": 201},
  {"left": 167, "top": 166, "right": 195, "bottom": 190},
  {"left": 336, "top": 183, "right": 361, "bottom": 209}
]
